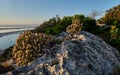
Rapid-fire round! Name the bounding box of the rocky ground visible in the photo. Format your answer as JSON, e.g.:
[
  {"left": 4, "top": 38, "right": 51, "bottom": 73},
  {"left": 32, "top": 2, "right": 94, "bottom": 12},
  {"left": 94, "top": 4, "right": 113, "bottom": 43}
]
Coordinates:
[{"left": 2, "top": 31, "right": 120, "bottom": 75}]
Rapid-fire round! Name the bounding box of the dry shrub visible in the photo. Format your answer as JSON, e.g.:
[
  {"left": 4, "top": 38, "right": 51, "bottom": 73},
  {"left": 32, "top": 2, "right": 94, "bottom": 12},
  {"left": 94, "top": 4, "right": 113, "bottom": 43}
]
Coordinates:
[
  {"left": 66, "top": 18, "right": 82, "bottom": 35},
  {"left": 13, "top": 31, "right": 53, "bottom": 66}
]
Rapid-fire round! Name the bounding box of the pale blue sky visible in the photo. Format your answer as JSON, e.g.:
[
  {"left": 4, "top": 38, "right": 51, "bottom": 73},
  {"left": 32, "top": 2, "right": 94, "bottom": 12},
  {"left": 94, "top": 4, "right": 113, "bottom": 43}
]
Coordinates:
[{"left": 0, "top": 0, "right": 120, "bottom": 25}]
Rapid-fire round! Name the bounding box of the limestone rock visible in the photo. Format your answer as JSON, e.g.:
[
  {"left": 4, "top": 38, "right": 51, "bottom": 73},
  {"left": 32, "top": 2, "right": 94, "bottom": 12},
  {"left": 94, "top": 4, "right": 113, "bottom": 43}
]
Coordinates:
[{"left": 2, "top": 31, "right": 120, "bottom": 75}]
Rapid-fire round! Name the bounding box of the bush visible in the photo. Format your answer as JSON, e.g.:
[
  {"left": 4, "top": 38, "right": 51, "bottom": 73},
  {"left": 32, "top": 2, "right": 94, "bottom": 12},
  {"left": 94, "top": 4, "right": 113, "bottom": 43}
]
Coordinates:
[
  {"left": 0, "top": 46, "right": 13, "bottom": 62},
  {"left": 83, "top": 17, "right": 97, "bottom": 33},
  {"left": 12, "top": 31, "right": 53, "bottom": 66},
  {"left": 66, "top": 18, "right": 82, "bottom": 35},
  {"left": 34, "top": 15, "right": 72, "bottom": 35},
  {"left": 45, "top": 25, "right": 64, "bottom": 35},
  {"left": 109, "top": 25, "right": 119, "bottom": 40},
  {"left": 0, "top": 46, "right": 14, "bottom": 74},
  {"left": 34, "top": 15, "right": 62, "bottom": 33},
  {"left": 98, "top": 4, "right": 120, "bottom": 25}
]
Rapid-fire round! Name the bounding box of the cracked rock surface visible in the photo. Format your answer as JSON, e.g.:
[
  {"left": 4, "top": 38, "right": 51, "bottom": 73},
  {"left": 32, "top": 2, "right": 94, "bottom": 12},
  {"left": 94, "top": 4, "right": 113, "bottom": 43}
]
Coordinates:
[{"left": 3, "top": 31, "right": 120, "bottom": 75}]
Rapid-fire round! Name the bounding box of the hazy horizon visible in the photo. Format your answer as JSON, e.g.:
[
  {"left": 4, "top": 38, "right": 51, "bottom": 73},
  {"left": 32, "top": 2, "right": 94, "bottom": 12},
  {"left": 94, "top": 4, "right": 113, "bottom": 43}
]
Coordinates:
[
  {"left": 0, "top": 24, "right": 40, "bottom": 25},
  {"left": 0, "top": 0, "right": 120, "bottom": 25}
]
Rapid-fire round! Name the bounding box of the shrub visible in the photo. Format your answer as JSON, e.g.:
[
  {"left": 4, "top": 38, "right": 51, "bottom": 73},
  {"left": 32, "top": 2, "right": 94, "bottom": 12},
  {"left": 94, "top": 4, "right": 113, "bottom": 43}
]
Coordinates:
[
  {"left": 34, "top": 15, "right": 62, "bottom": 33},
  {"left": 83, "top": 17, "right": 97, "bottom": 33},
  {"left": 98, "top": 4, "right": 120, "bottom": 25},
  {"left": 34, "top": 15, "right": 72, "bottom": 35},
  {"left": 12, "top": 31, "right": 53, "bottom": 66},
  {"left": 0, "top": 46, "right": 13, "bottom": 62},
  {"left": 109, "top": 25, "right": 119, "bottom": 40},
  {"left": 45, "top": 25, "right": 64, "bottom": 35},
  {"left": 66, "top": 18, "right": 82, "bottom": 35}
]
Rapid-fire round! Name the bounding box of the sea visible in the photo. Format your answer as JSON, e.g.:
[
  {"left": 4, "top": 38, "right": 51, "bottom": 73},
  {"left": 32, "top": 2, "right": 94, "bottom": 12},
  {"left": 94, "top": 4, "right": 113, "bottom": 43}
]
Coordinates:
[{"left": 0, "top": 24, "right": 39, "bottom": 50}]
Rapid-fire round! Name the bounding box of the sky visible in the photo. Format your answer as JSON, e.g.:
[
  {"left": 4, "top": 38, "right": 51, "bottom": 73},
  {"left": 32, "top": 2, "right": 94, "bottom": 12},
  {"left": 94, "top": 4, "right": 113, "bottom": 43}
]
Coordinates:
[{"left": 0, "top": 0, "right": 120, "bottom": 25}]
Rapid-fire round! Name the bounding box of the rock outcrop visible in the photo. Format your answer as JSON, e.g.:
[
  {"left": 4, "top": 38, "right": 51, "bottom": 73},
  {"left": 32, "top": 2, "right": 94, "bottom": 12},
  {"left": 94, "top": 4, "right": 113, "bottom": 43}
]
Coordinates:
[{"left": 3, "top": 31, "right": 120, "bottom": 75}]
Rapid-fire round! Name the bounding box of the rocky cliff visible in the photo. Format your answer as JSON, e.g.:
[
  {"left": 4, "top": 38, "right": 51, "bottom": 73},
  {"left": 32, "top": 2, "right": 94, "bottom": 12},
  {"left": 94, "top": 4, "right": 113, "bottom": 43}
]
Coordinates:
[{"left": 3, "top": 31, "right": 120, "bottom": 75}]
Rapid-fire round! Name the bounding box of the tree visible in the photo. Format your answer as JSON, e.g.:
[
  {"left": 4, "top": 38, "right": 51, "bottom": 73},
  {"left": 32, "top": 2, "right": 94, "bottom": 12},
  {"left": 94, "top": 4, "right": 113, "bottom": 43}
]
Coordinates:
[
  {"left": 98, "top": 4, "right": 120, "bottom": 25},
  {"left": 89, "top": 10, "right": 102, "bottom": 19}
]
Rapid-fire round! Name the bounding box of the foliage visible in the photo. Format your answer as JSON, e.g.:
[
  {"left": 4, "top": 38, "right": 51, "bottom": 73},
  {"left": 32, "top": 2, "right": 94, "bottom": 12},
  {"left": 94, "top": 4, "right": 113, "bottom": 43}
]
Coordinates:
[
  {"left": 12, "top": 31, "right": 53, "bottom": 66},
  {"left": 10, "top": 14, "right": 97, "bottom": 66},
  {"left": 34, "top": 14, "right": 97, "bottom": 35},
  {"left": 0, "top": 46, "right": 13, "bottom": 62},
  {"left": 66, "top": 18, "right": 82, "bottom": 34},
  {"left": 61, "top": 16, "right": 72, "bottom": 28},
  {"left": 95, "top": 26, "right": 110, "bottom": 40},
  {"left": 0, "top": 46, "right": 15, "bottom": 74},
  {"left": 95, "top": 25, "right": 120, "bottom": 50},
  {"left": 34, "top": 12, "right": 120, "bottom": 51},
  {"left": 108, "top": 25, "right": 120, "bottom": 50},
  {"left": 109, "top": 25, "right": 119, "bottom": 40},
  {"left": 98, "top": 4, "right": 120, "bottom": 25},
  {"left": 96, "top": 4, "right": 120, "bottom": 51},
  {"left": 109, "top": 40, "right": 120, "bottom": 50},
  {"left": 89, "top": 10, "right": 102, "bottom": 19},
  {"left": 83, "top": 17, "right": 97, "bottom": 33},
  {"left": 34, "top": 15, "right": 72, "bottom": 35},
  {"left": 113, "top": 66, "right": 120, "bottom": 75},
  {"left": 35, "top": 15, "right": 61, "bottom": 33},
  {"left": 73, "top": 14, "right": 85, "bottom": 23},
  {"left": 45, "top": 25, "right": 64, "bottom": 35},
  {"left": 72, "top": 15, "right": 97, "bottom": 34}
]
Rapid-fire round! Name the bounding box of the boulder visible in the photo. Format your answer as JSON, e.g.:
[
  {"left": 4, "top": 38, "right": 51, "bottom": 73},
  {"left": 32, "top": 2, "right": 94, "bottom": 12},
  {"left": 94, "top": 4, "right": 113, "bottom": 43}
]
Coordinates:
[{"left": 2, "top": 31, "right": 120, "bottom": 75}]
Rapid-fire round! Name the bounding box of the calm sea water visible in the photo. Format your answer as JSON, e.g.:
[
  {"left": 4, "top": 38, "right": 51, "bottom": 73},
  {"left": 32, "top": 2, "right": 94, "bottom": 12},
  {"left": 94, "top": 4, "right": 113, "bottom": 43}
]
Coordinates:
[
  {"left": 0, "top": 25, "right": 39, "bottom": 50},
  {"left": 0, "top": 25, "right": 38, "bottom": 33},
  {"left": 0, "top": 32, "right": 21, "bottom": 50}
]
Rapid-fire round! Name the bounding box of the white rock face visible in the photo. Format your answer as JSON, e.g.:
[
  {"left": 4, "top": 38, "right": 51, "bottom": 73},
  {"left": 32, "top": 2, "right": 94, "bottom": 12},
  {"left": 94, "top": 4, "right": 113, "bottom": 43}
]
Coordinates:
[
  {"left": 77, "top": 35, "right": 86, "bottom": 41},
  {"left": 2, "top": 31, "right": 120, "bottom": 75}
]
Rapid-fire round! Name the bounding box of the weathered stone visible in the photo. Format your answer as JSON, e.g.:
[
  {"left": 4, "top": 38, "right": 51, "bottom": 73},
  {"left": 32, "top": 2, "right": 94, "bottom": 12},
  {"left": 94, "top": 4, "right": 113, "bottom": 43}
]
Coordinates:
[
  {"left": 2, "top": 31, "right": 120, "bottom": 75},
  {"left": 58, "top": 32, "right": 69, "bottom": 37}
]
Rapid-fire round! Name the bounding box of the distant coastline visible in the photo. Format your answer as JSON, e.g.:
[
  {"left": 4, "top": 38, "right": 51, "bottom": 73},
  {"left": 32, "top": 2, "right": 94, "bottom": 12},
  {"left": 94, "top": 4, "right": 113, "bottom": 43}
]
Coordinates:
[
  {"left": 0, "top": 24, "right": 38, "bottom": 37},
  {"left": 0, "top": 25, "right": 38, "bottom": 51},
  {"left": 0, "top": 31, "right": 22, "bottom": 37},
  {"left": 0, "top": 31, "right": 22, "bottom": 51}
]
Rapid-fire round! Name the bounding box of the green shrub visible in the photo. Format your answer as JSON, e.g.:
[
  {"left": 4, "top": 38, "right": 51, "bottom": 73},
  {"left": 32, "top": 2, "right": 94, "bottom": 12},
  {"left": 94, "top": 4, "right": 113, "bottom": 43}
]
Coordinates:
[
  {"left": 12, "top": 31, "right": 53, "bottom": 66},
  {"left": 34, "top": 15, "right": 72, "bottom": 35},
  {"left": 34, "top": 15, "right": 62, "bottom": 33},
  {"left": 0, "top": 46, "right": 13, "bottom": 62},
  {"left": 0, "top": 46, "right": 14, "bottom": 74},
  {"left": 108, "top": 39, "right": 120, "bottom": 51},
  {"left": 83, "top": 17, "right": 97, "bottom": 33},
  {"left": 45, "top": 25, "right": 64, "bottom": 35}
]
